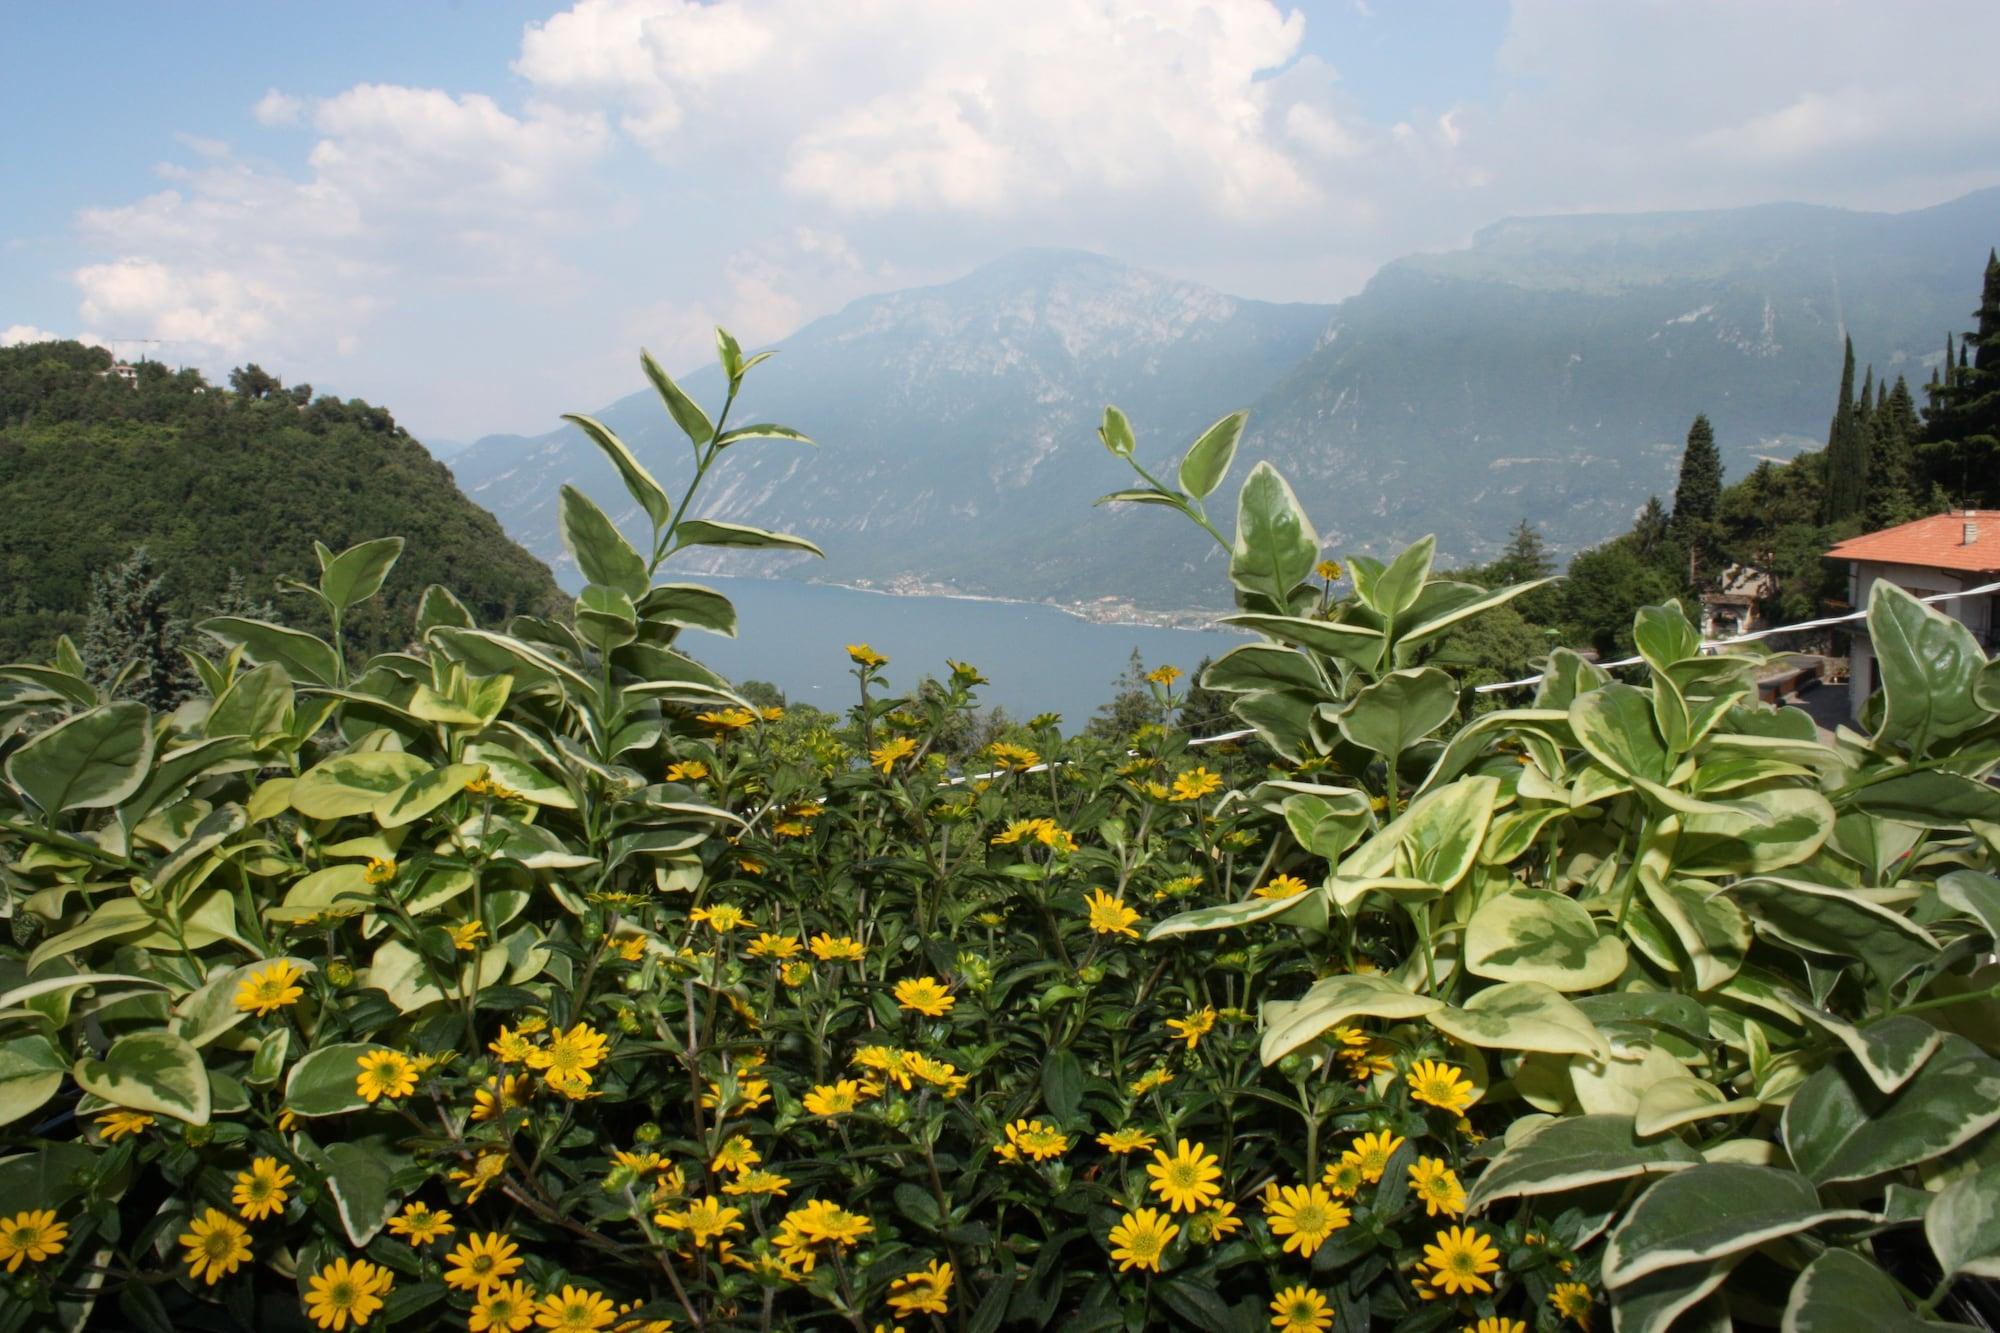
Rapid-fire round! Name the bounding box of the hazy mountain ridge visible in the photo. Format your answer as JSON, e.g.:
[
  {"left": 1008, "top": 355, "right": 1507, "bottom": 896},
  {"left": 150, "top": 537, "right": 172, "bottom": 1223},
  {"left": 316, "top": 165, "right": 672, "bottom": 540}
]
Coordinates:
[{"left": 451, "top": 188, "right": 2000, "bottom": 610}]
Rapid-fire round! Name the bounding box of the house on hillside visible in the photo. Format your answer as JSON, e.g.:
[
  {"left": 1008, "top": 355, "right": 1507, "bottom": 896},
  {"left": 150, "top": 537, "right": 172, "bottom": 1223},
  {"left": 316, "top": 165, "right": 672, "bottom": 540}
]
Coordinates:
[
  {"left": 1825, "top": 511, "right": 2000, "bottom": 721},
  {"left": 1699, "top": 564, "right": 1776, "bottom": 639}
]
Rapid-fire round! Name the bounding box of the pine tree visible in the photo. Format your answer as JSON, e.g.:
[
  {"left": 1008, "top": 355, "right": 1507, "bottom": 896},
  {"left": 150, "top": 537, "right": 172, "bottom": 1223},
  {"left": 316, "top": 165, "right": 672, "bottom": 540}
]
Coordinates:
[
  {"left": 1821, "top": 337, "right": 1867, "bottom": 524},
  {"left": 81, "top": 546, "right": 197, "bottom": 711},
  {"left": 206, "top": 570, "right": 281, "bottom": 623},
  {"left": 1492, "top": 518, "right": 1555, "bottom": 583},
  {"left": 1634, "top": 496, "right": 1670, "bottom": 558},
  {"left": 1669, "top": 414, "right": 1723, "bottom": 582},
  {"left": 1977, "top": 248, "right": 2000, "bottom": 372}
]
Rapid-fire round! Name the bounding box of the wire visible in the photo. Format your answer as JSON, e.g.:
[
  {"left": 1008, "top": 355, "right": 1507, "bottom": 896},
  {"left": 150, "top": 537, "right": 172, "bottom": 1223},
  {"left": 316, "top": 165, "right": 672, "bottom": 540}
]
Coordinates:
[
  {"left": 1469, "top": 576, "right": 2000, "bottom": 694},
  {"left": 937, "top": 577, "right": 2000, "bottom": 783}
]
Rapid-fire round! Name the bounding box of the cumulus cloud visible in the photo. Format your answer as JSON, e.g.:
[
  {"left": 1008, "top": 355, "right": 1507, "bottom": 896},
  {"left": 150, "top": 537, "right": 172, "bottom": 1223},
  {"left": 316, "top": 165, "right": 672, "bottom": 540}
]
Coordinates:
[
  {"left": 2, "top": 324, "right": 69, "bottom": 347},
  {"left": 69, "top": 85, "right": 610, "bottom": 372},
  {"left": 520, "top": 0, "right": 1323, "bottom": 219}
]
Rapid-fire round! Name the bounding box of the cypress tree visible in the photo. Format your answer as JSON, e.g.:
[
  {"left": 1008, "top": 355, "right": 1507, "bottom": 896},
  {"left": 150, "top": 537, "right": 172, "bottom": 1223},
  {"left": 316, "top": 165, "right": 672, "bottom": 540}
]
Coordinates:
[
  {"left": 1974, "top": 248, "right": 2000, "bottom": 372},
  {"left": 1669, "top": 414, "right": 1723, "bottom": 583},
  {"left": 80, "top": 545, "right": 197, "bottom": 711},
  {"left": 1918, "top": 250, "right": 2000, "bottom": 507},
  {"left": 1822, "top": 337, "right": 1867, "bottom": 523}
]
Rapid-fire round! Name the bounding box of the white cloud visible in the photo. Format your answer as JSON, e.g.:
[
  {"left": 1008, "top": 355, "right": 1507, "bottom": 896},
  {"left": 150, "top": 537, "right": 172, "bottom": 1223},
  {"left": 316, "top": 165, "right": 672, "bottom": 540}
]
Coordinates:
[
  {"left": 68, "top": 85, "right": 610, "bottom": 373},
  {"left": 253, "top": 90, "right": 304, "bottom": 126},
  {"left": 3, "top": 324, "right": 67, "bottom": 347},
  {"left": 521, "top": 0, "right": 1321, "bottom": 219}
]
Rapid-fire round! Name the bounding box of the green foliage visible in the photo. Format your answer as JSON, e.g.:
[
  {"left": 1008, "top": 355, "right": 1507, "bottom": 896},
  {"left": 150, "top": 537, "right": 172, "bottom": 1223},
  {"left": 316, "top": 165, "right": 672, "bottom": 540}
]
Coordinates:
[
  {"left": 0, "top": 339, "right": 1996, "bottom": 1333},
  {"left": 0, "top": 341, "right": 565, "bottom": 665},
  {"left": 78, "top": 545, "right": 198, "bottom": 711}
]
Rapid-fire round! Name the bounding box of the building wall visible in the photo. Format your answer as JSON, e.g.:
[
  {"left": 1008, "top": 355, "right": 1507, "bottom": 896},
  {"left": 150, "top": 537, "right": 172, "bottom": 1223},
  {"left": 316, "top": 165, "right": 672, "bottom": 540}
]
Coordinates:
[{"left": 1845, "top": 560, "right": 1998, "bottom": 721}]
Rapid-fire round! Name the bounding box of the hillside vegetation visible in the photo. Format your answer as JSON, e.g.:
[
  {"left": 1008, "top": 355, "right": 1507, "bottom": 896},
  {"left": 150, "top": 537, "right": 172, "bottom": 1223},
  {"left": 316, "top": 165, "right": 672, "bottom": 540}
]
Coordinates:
[{"left": 0, "top": 342, "right": 564, "bottom": 663}]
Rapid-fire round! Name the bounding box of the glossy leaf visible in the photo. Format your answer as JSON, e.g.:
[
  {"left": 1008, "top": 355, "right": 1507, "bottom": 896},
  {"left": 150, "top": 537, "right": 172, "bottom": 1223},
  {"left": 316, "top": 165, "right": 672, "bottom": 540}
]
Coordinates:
[
  {"left": 641, "top": 348, "right": 714, "bottom": 447},
  {"left": 1260, "top": 974, "right": 1442, "bottom": 1065},
  {"left": 200, "top": 616, "right": 341, "bottom": 686},
  {"left": 1783, "top": 1248, "right": 1976, "bottom": 1332},
  {"left": 5, "top": 700, "right": 153, "bottom": 813},
  {"left": 1228, "top": 461, "right": 1318, "bottom": 609},
  {"left": 559, "top": 485, "right": 649, "bottom": 599},
  {"left": 1330, "top": 667, "right": 1456, "bottom": 762},
  {"left": 1784, "top": 1034, "right": 2000, "bottom": 1185},
  {"left": 1176, "top": 410, "right": 1246, "bottom": 500},
  {"left": 73, "top": 1030, "right": 210, "bottom": 1125},
  {"left": 318, "top": 537, "right": 404, "bottom": 616},
  {"left": 1868, "top": 580, "right": 1994, "bottom": 757},
  {"left": 1928, "top": 1168, "right": 2000, "bottom": 1281},
  {"left": 675, "top": 518, "right": 825, "bottom": 558},
  {"left": 1465, "top": 889, "right": 1628, "bottom": 991},
  {"left": 1466, "top": 1114, "right": 1699, "bottom": 1212},
  {"left": 1603, "top": 1164, "right": 1858, "bottom": 1288},
  {"left": 1427, "top": 981, "right": 1610, "bottom": 1059}
]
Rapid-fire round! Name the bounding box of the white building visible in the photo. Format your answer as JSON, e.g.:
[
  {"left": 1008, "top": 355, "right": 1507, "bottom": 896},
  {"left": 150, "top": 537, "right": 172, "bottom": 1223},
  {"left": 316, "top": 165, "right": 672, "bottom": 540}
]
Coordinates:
[{"left": 1826, "top": 510, "right": 2000, "bottom": 721}]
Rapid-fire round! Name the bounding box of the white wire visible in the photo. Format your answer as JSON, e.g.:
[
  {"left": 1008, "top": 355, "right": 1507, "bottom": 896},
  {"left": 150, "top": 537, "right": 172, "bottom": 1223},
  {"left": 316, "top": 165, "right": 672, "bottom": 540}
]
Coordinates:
[{"left": 935, "top": 577, "right": 2000, "bottom": 783}]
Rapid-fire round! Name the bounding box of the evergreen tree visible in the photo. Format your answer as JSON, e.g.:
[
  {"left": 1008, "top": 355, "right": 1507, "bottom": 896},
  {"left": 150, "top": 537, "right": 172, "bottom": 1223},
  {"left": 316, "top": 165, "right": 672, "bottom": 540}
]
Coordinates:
[
  {"left": 81, "top": 546, "right": 197, "bottom": 710},
  {"left": 1669, "top": 414, "right": 1723, "bottom": 562},
  {"left": 1821, "top": 337, "right": 1867, "bottom": 524},
  {"left": 1633, "top": 496, "right": 1670, "bottom": 558},
  {"left": 1865, "top": 376, "right": 1921, "bottom": 529},
  {"left": 1918, "top": 250, "right": 2000, "bottom": 506},
  {"left": 1491, "top": 518, "right": 1555, "bottom": 584},
  {"left": 205, "top": 570, "right": 281, "bottom": 623}
]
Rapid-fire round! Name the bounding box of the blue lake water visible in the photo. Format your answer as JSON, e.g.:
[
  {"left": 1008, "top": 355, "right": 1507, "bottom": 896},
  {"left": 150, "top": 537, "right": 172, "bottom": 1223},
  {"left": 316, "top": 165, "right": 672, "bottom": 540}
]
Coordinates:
[{"left": 679, "top": 577, "right": 1245, "bottom": 723}]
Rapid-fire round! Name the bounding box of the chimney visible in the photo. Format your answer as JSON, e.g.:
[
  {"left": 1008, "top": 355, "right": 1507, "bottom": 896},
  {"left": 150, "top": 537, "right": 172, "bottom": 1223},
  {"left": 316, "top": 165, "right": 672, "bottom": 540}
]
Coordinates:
[{"left": 1966, "top": 517, "right": 1980, "bottom": 546}]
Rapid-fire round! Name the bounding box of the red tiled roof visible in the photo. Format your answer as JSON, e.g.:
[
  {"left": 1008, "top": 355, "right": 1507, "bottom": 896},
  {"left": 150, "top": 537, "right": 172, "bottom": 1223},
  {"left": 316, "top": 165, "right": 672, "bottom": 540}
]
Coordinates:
[{"left": 1825, "top": 511, "right": 2000, "bottom": 574}]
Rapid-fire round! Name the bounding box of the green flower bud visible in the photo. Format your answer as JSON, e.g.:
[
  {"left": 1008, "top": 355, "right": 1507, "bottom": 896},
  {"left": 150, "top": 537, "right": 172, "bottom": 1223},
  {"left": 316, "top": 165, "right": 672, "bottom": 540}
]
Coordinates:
[
  {"left": 324, "top": 960, "right": 355, "bottom": 989},
  {"left": 184, "top": 1123, "right": 215, "bottom": 1148},
  {"left": 635, "top": 1122, "right": 663, "bottom": 1145}
]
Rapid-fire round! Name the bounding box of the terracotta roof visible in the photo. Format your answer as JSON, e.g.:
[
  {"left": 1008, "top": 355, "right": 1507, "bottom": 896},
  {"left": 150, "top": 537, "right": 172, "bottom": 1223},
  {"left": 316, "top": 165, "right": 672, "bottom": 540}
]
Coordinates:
[{"left": 1825, "top": 511, "right": 2000, "bottom": 574}]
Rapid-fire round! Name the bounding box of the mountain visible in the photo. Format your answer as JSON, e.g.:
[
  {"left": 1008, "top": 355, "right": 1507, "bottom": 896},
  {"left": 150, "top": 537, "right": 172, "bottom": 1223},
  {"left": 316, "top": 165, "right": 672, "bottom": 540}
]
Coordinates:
[
  {"left": 1233, "top": 189, "right": 2000, "bottom": 576},
  {"left": 454, "top": 189, "right": 2000, "bottom": 611},
  {"left": 450, "top": 250, "right": 1335, "bottom": 608},
  {"left": 0, "top": 341, "right": 566, "bottom": 661}
]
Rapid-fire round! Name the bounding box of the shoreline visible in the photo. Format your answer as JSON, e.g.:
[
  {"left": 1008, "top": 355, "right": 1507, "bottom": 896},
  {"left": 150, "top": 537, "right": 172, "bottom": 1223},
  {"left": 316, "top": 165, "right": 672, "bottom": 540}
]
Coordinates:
[{"left": 699, "top": 572, "right": 1236, "bottom": 633}]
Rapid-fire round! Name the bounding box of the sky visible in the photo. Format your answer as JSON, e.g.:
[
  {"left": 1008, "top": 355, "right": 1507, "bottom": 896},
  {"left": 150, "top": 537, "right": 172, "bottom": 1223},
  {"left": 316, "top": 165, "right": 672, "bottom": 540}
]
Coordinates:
[{"left": 5, "top": 0, "right": 1998, "bottom": 443}]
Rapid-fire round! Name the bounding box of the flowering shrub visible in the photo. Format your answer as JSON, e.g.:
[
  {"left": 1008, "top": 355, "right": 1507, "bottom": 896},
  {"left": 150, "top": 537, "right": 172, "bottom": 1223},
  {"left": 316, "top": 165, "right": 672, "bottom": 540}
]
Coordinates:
[{"left": 1, "top": 338, "right": 1998, "bottom": 1333}]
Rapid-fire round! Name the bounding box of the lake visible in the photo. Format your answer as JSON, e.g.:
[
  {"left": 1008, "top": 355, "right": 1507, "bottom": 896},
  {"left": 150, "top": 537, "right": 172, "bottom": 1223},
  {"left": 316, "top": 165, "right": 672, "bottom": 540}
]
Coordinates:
[{"left": 680, "top": 577, "right": 1245, "bottom": 723}]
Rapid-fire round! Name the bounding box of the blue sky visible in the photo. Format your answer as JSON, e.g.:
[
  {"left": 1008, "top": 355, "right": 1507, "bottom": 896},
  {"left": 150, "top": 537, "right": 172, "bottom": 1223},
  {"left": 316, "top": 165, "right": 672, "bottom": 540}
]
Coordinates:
[{"left": 5, "top": 2, "right": 1995, "bottom": 441}]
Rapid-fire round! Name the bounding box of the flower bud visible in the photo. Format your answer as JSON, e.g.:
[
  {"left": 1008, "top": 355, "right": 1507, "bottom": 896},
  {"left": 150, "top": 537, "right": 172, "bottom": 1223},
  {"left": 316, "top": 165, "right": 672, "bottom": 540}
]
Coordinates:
[{"left": 325, "top": 961, "right": 355, "bottom": 989}]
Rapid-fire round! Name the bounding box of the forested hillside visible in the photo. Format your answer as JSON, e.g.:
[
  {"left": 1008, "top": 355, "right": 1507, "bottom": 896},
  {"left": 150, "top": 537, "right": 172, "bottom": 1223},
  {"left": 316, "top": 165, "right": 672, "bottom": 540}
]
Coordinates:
[{"left": 0, "top": 342, "right": 565, "bottom": 663}]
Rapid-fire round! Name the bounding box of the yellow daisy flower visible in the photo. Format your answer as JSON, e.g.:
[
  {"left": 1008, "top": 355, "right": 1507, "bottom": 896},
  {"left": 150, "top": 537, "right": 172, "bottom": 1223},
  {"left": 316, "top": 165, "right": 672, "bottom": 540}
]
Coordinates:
[
  {"left": 1107, "top": 1207, "right": 1178, "bottom": 1273},
  {"left": 234, "top": 960, "right": 305, "bottom": 1015},
  {"left": 232, "top": 1155, "right": 296, "bottom": 1222},
  {"left": 0, "top": 1209, "right": 67, "bottom": 1271},
  {"left": 1146, "top": 1139, "right": 1223, "bottom": 1213},
  {"left": 180, "top": 1207, "right": 252, "bottom": 1285}
]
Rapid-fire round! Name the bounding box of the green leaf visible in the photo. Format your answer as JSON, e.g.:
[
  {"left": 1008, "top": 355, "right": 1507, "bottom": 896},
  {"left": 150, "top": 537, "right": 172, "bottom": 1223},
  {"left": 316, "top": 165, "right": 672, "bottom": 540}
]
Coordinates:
[
  {"left": 674, "top": 518, "right": 825, "bottom": 558},
  {"left": 205, "top": 662, "right": 294, "bottom": 741},
  {"left": 1939, "top": 870, "right": 2000, "bottom": 943},
  {"left": 1610, "top": 1264, "right": 1737, "bottom": 1333},
  {"left": 1848, "top": 770, "right": 2000, "bottom": 828},
  {"left": 642, "top": 349, "right": 714, "bottom": 447},
  {"left": 575, "top": 584, "right": 639, "bottom": 653},
  {"left": 1603, "top": 1164, "right": 1860, "bottom": 1288},
  {"left": 1868, "top": 581, "right": 1995, "bottom": 757},
  {"left": 1632, "top": 1076, "right": 1760, "bottom": 1137},
  {"left": 1641, "top": 877, "right": 1751, "bottom": 990},
  {"left": 321, "top": 1141, "right": 400, "bottom": 1246},
  {"left": 1148, "top": 889, "right": 1328, "bottom": 941},
  {"left": 1229, "top": 461, "right": 1319, "bottom": 609},
  {"left": 173, "top": 957, "right": 310, "bottom": 1049},
  {"left": 1229, "top": 689, "right": 1318, "bottom": 764},
  {"left": 713, "top": 422, "right": 813, "bottom": 449},
  {"left": 1784, "top": 1034, "right": 2000, "bottom": 1185},
  {"left": 1198, "top": 642, "right": 1322, "bottom": 695},
  {"left": 559, "top": 485, "right": 649, "bottom": 599},
  {"left": 1633, "top": 602, "right": 1701, "bottom": 673},
  {"left": 1929, "top": 1168, "right": 2000, "bottom": 1281},
  {"left": 1363, "top": 535, "right": 1435, "bottom": 623},
  {"left": 1464, "top": 890, "right": 1627, "bottom": 991},
  {"left": 1781, "top": 1007, "right": 1941, "bottom": 1096},
  {"left": 0, "top": 1035, "right": 68, "bottom": 1128},
  {"left": 1260, "top": 974, "right": 1442, "bottom": 1065},
  {"left": 1395, "top": 576, "right": 1561, "bottom": 653},
  {"left": 1661, "top": 788, "right": 1835, "bottom": 877},
  {"left": 562, "top": 413, "right": 671, "bottom": 529},
  {"left": 73, "top": 1030, "right": 210, "bottom": 1125},
  {"left": 1465, "top": 1114, "right": 1700, "bottom": 1212},
  {"left": 291, "top": 751, "right": 432, "bottom": 820},
  {"left": 1094, "top": 487, "right": 1183, "bottom": 508},
  {"left": 286, "top": 1042, "right": 391, "bottom": 1117},
  {"left": 199, "top": 616, "right": 341, "bottom": 686},
  {"left": 318, "top": 537, "right": 404, "bottom": 616},
  {"left": 415, "top": 583, "right": 475, "bottom": 634},
  {"left": 1176, "top": 410, "right": 1246, "bottom": 500},
  {"left": 1427, "top": 982, "right": 1610, "bottom": 1059},
  {"left": 636, "top": 583, "right": 737, "bottom": 637},
  {"left": 1278, "top": 788, "right": 1372, "bottom": 860},
  {"left": 1720, "top": 876, "right": 1939, "bottom": 986},
  {"left": 376, "top": 762, "right": 486, "bottom": 829},
  {"left": 1783, "top": 1248, "right": 1978, "bottom": 1332},
  {"left": 1218, "top": 613, "right": 1384, "bottom": 668},
  {"left": 1042, "top": 1049, "right": 1084, "bottom": 1121},
  {"left": 5, "top": 700, "right": 154, "bottom": 813},
  {"left": 1098, "top": 405, "right": 1136, "bottom": 458},
  {"left": 1330, "top": 667, "right": 1456, "bottom": 763},
  {"left": 1570, "top": 682, "right": 1670, "bottom": 787}
]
